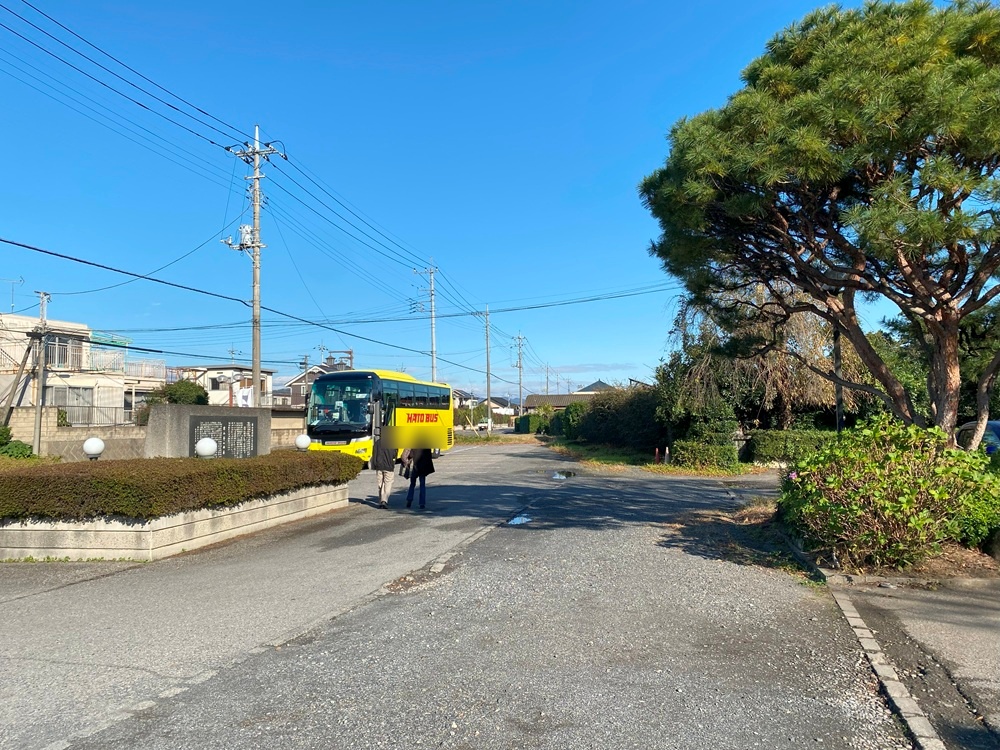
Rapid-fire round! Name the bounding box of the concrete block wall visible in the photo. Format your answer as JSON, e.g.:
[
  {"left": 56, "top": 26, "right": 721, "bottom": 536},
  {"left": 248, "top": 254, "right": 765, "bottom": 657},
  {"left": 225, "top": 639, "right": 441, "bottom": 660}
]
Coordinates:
[{"left": 5, "top": 406, "right": 296, "bottom": 461}]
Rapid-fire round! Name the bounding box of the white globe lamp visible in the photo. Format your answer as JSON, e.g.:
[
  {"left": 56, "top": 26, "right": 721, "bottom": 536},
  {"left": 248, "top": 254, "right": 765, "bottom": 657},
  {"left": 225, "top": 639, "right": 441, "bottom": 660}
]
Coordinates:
[
  {"left": 294, "top": 434, "right": 311, "bottom": 451},
  {"left": 82, "top": 437, "right": 105, "bottom": 461},
  {"left": 194, "top": 437, "right": 218, "bottom": 458}
]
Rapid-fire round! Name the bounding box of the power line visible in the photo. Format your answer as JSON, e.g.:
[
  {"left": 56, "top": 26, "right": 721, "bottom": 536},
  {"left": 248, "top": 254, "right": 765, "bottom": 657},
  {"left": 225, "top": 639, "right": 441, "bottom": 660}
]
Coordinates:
[
  {"left": 0, "top": 15, "right": 231, "bottom": 149},
  {"left": 0, "top": 235, "right": 518, "bottom": 382},
  {"left": 13, "top": 0, "right": 252, "bottom": 141},
  {"left": 0, "top": 0, "right": 245, "bottom": 144}
]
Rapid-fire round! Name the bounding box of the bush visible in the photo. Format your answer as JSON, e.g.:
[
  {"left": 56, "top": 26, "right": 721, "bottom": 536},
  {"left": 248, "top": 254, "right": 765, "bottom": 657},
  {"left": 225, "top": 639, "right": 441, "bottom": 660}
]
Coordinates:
[
  {"left": 779, "top": 415, "right": 1000, "bottom": 570},
  {"left": 672, "top": 439, "right": 739, "bottom": 468},
  {"left": 0, "top": 451, "right": 362, "bottom": 522},
  {"left": 561, "top": 402, "right": 589, "bottom": 440},
  {"left": 548, "top": 412, "right": 564, "bottom": 436},
  {"left": 748, "top": 429, "right": 837, "bottom": 464},
  {"left": 577, "top": 388, "right": 662, "bottom": 450},
  {"left": 0, "top": 440, "right": 34, "bottom": 459},
  {"left": 0, "top": 425, "right": 10, "bottom": 446},
  {"left": 148, "top": 380, "right": 209, "bottom": 405},
  {"left": 517, "top": 414, "right": 548, "bottom": 434}
]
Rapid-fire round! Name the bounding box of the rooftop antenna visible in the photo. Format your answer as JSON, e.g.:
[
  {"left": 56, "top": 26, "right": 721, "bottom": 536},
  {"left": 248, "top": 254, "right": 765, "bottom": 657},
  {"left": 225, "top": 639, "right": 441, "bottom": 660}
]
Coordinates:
[{"left": 0, "top": 276, "right": 24, "bottom": 313}]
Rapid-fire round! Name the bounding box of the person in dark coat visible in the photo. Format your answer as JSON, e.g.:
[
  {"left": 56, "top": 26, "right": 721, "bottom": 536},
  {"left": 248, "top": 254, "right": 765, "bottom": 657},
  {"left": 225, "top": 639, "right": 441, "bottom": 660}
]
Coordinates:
[
  {"left": 404, "top": 448, "right": 435, "bottom": 510},
  {"left": 372, "top": 436, "right": 396, "bottom": 509}
]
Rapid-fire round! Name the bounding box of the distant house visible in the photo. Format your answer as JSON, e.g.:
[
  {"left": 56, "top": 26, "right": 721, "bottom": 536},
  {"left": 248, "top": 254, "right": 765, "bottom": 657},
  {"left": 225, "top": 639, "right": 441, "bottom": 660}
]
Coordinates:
[
  {"left": 0, "top": 313, "right": 171, "bottom": 425},
  {"left": 452, "top": 389, "right": 477, "bottom": 409},
  {"left": 178, "top": 365, "right": 276, "bottom": 407},
  {"left": 282, "top": 354, "right": 355, "bottom": 409},
  {"left": 523, "top": 380, "right": 616, "bottom": 414}
]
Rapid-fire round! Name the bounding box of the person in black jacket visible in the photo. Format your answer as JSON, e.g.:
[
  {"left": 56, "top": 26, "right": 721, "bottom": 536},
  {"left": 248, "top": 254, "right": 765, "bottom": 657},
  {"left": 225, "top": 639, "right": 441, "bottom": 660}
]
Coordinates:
[{"left": 404, "top": 448, "right": 435, "bottom": 510}]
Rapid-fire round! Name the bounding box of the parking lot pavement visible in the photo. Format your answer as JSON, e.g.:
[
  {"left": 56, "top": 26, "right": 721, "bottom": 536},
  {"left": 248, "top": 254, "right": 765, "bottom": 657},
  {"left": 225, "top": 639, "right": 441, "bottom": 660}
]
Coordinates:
[{"left": 3, "top": 447, "right": 912, "bottom": 749}]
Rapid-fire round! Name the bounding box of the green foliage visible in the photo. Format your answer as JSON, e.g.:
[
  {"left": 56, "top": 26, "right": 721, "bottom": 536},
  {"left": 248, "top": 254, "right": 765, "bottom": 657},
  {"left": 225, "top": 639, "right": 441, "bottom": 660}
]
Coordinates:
[
  {"left": 748, "top": 430, "right": 836, "bottom": 464},
  {"left": 0, "top": 440, "right": 33, "bottom": 459},
  {"left": 561, "top": 401, "right": 589, "bottom": 440},
  {"left": 779, "top": 415, "right": 1000, "bottom": 570},
  {"left": 640, "top": 0, "right": 1000, "bottom": 432},
  {"left": 0, "top": 451, "right": 362, "bottom": 522},
  {"left": 516, "top": 414, "right": 548, "bottom": 434},
  {"left": 548, "top": 412, "right": 564, "bottom": 436},
  {"left": 0, "top": 425, "right": 10, "bottom": 446},
  {"left": 672, "top": 440, "right": 739, "bottom": 469},
  {"left": 56, "top": 409, "right": 70, "bottom": 427},
  {"left": 149, "top": 380, "right": 209, "bottom": 405},
  {"left": 577, "top": 388, "right": 662, "bottom": 450}
]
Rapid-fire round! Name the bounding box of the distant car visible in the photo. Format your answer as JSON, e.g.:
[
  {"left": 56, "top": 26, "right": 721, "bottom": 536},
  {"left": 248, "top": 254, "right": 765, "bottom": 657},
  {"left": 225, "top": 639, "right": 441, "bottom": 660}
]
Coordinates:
[
  {"left": 476, "top": 420, "right": 492, "bottom": 431},
  {"left": 956, "top": 421, "right": 1000, "bottom": 455}
]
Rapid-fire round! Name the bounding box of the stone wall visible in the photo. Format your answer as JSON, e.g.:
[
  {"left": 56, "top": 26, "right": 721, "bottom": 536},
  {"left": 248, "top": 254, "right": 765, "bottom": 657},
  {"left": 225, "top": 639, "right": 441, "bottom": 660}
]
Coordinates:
[
  {"left": 4, "top": 405, "right": 299, "bottom": 460},
  {"left": 144, "top": 404, "right": 272, "bottom": 458}
]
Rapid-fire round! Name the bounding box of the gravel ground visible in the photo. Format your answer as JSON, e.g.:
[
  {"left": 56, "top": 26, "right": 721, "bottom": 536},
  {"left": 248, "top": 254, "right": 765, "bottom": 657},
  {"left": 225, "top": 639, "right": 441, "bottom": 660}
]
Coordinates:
[{"left": 65, "top": 454, "right": 910, "bottom": 750}]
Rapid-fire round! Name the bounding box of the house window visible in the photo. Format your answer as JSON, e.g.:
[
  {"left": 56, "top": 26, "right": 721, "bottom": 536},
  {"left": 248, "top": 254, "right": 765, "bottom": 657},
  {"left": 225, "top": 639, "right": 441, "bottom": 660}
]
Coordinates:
[
  {"left": 300, "top": 385, "right": 307, "bottom": 395},
  {"left": 46, "top": 385, "right": 93, "bottom": 406}
]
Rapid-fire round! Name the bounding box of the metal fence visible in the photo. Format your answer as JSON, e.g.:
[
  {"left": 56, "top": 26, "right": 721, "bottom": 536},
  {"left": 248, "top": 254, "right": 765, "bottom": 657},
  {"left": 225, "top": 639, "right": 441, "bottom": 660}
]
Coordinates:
[{"left": 60, "top": 405, "right": 131, "bottom": 427}]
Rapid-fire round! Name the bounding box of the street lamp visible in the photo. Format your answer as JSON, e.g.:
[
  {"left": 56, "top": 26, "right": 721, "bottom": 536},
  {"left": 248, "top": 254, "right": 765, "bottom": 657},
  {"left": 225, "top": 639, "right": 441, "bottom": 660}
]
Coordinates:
[{"left": 82, "top": 437, "right": 105, "bottom": 461}]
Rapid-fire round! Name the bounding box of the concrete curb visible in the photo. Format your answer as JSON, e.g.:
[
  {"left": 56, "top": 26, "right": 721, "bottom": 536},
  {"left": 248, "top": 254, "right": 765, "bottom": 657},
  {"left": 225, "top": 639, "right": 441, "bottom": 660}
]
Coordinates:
[
  {"left": 829, "top": 588, "right": 946, "bottom": 750},
  {"left": 766, "top": 522, "right": 948, "bottom": 748}
]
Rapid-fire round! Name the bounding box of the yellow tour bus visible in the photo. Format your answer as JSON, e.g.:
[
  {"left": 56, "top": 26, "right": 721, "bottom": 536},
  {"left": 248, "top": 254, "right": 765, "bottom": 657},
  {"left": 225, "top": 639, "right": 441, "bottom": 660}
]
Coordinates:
[{"left": 305, "top": 369, "right": 454, "bottom": 465}]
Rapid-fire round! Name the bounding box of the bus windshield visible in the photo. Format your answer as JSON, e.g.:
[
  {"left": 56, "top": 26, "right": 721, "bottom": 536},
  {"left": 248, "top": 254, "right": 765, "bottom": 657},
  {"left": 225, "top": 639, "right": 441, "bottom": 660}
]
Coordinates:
[{"left": 308, "top": 378, "right": 372, "bottom": 432}]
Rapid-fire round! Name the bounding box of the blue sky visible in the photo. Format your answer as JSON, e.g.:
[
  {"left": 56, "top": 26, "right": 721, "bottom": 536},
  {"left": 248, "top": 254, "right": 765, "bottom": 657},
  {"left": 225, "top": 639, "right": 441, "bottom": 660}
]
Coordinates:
[{"left": 0, "top": 0, "right": 871, "bottom": 399}]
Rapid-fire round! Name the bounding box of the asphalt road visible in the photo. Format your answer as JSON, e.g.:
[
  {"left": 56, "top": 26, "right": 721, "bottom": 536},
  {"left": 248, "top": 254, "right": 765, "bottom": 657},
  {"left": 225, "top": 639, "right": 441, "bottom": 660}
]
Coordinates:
[{"left": 1, "top": 444, "right": 910, "bottom": 749}]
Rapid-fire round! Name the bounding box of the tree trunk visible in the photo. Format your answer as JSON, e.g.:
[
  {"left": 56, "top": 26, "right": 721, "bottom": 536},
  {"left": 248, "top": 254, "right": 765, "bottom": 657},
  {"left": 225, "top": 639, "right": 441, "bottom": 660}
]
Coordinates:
[
  {"left": 928, "top": 316, "right": 962, "bottom": 443},
  {"left": 838, "top": 318, "right": 921, "bottom": 426}
]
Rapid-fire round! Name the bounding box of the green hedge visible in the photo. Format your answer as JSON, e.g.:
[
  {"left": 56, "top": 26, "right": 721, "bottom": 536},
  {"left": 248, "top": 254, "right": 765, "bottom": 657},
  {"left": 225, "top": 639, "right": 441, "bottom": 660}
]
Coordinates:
[
  {"left": 748, "top": 429, "right": 837, "bottom": 463},
  {"left": 780, "top": 415, "right": 1000, "bottom": 569},
  {"left": 516, "top": 415, "right": 548, "bottom": 434},
  {"left": 0, "top": 451, "right": 362, "bottom": 523},
  {"left": 672, "top": 440, "right": 739, "bottom": 469}
]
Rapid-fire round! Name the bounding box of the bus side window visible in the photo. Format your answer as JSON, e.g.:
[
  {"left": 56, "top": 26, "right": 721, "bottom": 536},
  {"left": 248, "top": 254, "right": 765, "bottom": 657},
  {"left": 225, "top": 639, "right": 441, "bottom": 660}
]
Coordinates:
[
  {"left": 428, "top": 389, "right": 440, "bottom": 409},
  {"left": 414, "top": 386, "right": 429, "bottom": 408},
  {"left": 398, "top": 383, "right": 414, "bottom": 408},
  {"left": 383, "top": 382, "right": 398, "bottom": 425},
  {"left": 439, "top": 387, "right": 451, "bottom": 410}
]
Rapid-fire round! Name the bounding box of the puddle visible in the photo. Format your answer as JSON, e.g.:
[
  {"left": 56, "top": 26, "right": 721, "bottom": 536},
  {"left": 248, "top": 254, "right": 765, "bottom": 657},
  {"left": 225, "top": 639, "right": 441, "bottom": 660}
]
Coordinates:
[
  {"left": 552, "top": 471, "right": 576, "bottom": 479},
  {"left": 508, "top": 515, "right": 532, "bottom": 525}
]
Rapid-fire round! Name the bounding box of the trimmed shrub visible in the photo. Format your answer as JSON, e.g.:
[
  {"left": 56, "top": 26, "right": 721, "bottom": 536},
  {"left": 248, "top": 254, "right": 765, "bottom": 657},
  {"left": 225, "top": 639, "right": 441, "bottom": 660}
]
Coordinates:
[
  {"left": 578, "top": 388, "right": 662, "bottom": 450},
  {"left": 672, "top": 440, "right": 739, "bottom": 469},
  {"left": 779, "top": 415, "right": 1000, "bottom": 570},
  {"left": 517, "top": 414, "right": 548, "bottom": 434},
  {"left": 548, "top": 412, "right": 564, "bottom": 436},
  {"left": 0, "top": 451, "right": 362, "bottom": 523},
  {"left": 748, "top": 429, "right": 837, "bottom": 464},
  {"left": 0, "top": 425, "right": 10, "bottom": 446},
  {"left": 561, "top": 401, "right": 589, "bottom": 440}
]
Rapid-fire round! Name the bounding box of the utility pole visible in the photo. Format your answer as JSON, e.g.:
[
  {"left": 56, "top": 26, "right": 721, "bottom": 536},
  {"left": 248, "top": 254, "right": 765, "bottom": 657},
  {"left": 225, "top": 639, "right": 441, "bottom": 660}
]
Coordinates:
[
  {"left": 484, "top": 306, "right": 492, "bottom": 433},
  {"left": 224, "top": 125, "right": 282, "bottom": 408},
  {"left": 414, "top": 265, "right": 438, "bottom": 381},
  {"left": 32, "top": 291, "right": 49, "bottom": 455},
  {"left": 545, "top": 365, "right": 550, "bottom": 396},
  {"left": 515, "top": 333, "right": 525, "bottom": 417},
  {"left": 299, "top": 354, "right": 309, "bottom": 409}
]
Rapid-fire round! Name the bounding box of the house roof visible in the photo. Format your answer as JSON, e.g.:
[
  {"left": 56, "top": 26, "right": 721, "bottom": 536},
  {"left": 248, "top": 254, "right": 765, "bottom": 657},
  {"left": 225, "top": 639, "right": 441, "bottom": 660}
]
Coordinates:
[
  {"left": 576, "top": 380, "right": 613, "bottom": 393},
  {"left": 524, "top": 393, "right": 595, "bottom": 409}
]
